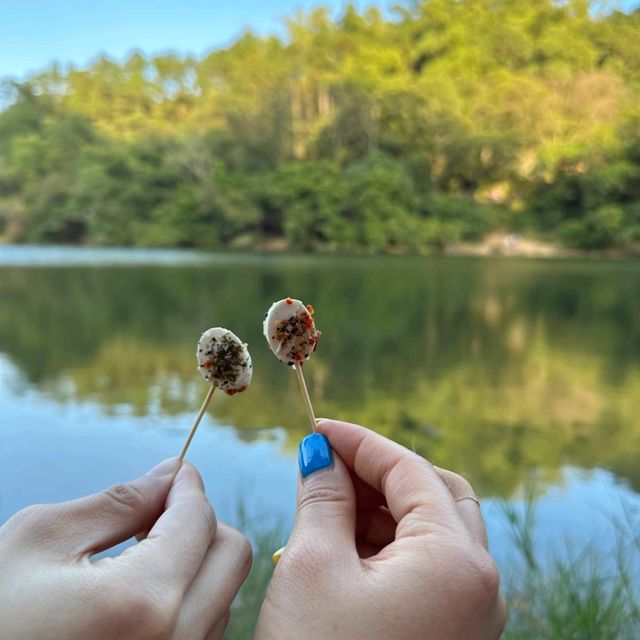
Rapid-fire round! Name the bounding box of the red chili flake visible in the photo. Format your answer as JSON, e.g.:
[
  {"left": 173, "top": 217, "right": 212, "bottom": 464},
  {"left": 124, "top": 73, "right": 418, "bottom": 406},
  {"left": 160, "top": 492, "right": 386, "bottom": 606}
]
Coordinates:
[
  {"left": 286, "top": 297, "right": 293, "bottom": 305},
  {"left": 226, "top": 386, "right": 247, "bottom": 396},
  {"left": 203, "top": 359, "right": 215, "bottom": 368},
  {"left": 303, "top": 313, "right": 313, "bottom": 328},
  {"left": 306, "top": 304, "right": 315, "bottom": 315}
]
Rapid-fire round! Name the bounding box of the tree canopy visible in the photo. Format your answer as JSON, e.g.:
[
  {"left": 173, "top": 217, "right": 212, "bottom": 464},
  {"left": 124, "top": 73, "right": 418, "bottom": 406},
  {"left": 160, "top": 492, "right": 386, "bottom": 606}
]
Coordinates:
[{"left": 0, "top": 0, "right": 639, "bottom": 252}]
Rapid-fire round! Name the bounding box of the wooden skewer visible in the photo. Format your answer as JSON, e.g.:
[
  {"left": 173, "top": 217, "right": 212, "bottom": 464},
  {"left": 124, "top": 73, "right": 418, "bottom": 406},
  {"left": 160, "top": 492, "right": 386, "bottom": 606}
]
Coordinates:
[
  {"left": 179, "top": 384, "right": 216, "bottom": 462},
  {"left": 272, "top": 363, "right": 315, "bottom": 566},
  {"left": 293, "top": 363, "right": 316, "bottom": 433}
]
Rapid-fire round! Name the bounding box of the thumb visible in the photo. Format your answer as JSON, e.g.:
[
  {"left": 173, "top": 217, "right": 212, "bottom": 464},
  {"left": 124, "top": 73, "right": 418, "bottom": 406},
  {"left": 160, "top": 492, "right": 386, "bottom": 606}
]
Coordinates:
[
  {"left": 52, "top": 457, "right": 180, "bottom": 556},
  {"left": 289, "top": 433, "right": 356, "bottom": 553}
]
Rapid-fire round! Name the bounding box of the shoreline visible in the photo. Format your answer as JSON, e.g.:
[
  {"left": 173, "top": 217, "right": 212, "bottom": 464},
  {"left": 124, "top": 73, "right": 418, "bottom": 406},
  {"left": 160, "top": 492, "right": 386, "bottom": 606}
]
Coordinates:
[
  {"left": 442, "top": 232, "right": 638, "bottom": 260},
  {"left": 1, "top": 233, "right": 638, "bottom": 261}
]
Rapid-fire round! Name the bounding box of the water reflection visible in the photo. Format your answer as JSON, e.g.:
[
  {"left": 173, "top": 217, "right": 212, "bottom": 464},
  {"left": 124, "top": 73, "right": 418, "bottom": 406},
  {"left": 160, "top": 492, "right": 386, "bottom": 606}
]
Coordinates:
[{"left": 1, "top": 254, "right": 639, "bottom": 498}]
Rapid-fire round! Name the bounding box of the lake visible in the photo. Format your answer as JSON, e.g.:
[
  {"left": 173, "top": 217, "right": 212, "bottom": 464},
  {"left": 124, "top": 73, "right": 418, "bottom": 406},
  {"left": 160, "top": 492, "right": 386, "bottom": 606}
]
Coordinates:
[{"left": 1, "top": 245, "right": 639, "bottom": 580}]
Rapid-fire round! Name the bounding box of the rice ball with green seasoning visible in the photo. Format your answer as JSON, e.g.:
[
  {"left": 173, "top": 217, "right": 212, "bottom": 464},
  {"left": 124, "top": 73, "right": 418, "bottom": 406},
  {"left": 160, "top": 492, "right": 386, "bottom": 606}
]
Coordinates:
[{"left": 197, "top": 328, "right": 252, "bottom": 395}]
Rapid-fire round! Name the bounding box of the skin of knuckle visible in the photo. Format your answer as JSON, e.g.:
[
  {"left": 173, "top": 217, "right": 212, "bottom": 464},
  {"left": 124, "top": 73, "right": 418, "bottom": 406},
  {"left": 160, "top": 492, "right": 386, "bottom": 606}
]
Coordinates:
[
  {"left": 466, "top": 548, "right": 501, "bottom": 607},
  {"left": 0, "top": 504, "right": 56, "bottom": 543},
  {"left": 106, "top": 585, "right": 176, "bottom": 640},
  {"left": 298, "top": 485, "right": 349, "bottom": 514},
  {"left": 103, "top": 482, "right": 146, "bottom": 514},
  {"left": 194, "top": 498, "right": 217, "bottom": 538},
  {"left": 447, "top": 470, "right": 473, "bottom": 493},
  {"left": 217, "top": 525, "right": 253, "bottom": 575},
  {"left": 232, "top": 531, "right": 253, "bottom": 574},
  {"left": 405, "top": 451, "right": 430, "bottom": 475},
  {"left": 9, "top": 504, "right": 47, "bottom": 528}
]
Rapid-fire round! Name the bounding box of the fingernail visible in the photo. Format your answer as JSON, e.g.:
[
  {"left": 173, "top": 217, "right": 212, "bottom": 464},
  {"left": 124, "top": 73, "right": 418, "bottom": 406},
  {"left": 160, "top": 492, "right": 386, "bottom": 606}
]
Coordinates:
[
  {"left": 145, "top": 457, "right": 180, "bottom": 478},
  {"left": 298, "top": 433, "right": 333, "bottom": 477}
]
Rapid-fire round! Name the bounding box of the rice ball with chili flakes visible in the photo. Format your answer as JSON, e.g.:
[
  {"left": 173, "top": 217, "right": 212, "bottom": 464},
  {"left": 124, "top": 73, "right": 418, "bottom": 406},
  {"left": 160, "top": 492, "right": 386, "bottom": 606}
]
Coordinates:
[
  {"left": 263, "top": 297, "right": 320, "bottom": 365},
  {"left": 197, "top": 328, "right": 252, "bottom": 395}
]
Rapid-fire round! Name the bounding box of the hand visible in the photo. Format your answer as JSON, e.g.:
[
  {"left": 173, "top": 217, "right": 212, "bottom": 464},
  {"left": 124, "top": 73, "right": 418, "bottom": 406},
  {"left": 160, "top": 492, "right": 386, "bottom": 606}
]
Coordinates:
[
  {"left": 0, "top": 459, "right": 252, "bottom": 640},
  {"left": 256, "top": 420, "right": 506, "bottom": 640}
]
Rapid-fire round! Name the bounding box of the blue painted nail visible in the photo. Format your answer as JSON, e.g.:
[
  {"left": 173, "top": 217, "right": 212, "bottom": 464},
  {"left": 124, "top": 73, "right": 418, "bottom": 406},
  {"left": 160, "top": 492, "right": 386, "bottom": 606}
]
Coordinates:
[{"left": 298, "top": 433, "right": 333, "bottom": 477}]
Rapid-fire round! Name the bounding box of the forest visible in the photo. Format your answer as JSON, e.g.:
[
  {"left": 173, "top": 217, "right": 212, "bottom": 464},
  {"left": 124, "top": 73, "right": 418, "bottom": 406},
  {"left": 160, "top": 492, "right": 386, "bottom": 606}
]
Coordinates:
[{"left": 0, "top": 0, "right": 639, "bottom": 253}]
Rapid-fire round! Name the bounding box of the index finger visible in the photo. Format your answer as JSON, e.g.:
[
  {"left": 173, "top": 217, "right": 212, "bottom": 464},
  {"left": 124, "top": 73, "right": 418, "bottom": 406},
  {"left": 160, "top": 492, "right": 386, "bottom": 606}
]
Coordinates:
[
  {"left": 120, "top": 462, "right": 217, "bottom": 589},
  {"left": 316, "top": 419, "right": 464, "bottom": 538}
]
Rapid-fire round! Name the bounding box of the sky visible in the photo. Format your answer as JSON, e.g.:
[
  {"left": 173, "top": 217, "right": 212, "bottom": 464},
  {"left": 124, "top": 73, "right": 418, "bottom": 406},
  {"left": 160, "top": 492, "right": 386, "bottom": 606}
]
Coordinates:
[
  {"left": 0, "top": 0, "right": 370, "bottom": 80},
  {"left": 0, "top": 0, "right": 637, "bottom": 81}
]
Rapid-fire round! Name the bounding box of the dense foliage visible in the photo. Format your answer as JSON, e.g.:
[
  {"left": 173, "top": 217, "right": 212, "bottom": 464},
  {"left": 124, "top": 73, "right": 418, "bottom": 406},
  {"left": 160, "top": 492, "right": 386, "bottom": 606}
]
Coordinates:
[{"left": 0, "top": 0, "right": 639, "bottom": 252}]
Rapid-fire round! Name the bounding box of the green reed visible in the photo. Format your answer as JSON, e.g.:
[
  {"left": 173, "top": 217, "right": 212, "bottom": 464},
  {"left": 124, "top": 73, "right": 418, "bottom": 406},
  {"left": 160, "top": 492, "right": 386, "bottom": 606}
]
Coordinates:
[{"left": 224, "top": 494, "right": 640, "bottom": 640}]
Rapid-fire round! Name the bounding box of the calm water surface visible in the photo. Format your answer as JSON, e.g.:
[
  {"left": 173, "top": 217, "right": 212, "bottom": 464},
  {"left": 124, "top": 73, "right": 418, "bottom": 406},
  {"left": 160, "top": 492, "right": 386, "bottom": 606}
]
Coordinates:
[{"left": 1, "top": 246, "right": 639, "bottom": 576}]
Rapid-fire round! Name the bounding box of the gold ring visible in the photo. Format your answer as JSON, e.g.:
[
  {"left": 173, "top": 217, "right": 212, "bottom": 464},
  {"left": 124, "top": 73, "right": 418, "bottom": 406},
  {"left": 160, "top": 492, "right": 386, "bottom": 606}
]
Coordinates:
[
  {"left": 454, "top": 496, "right": 480, "bottom": 507},
  {"left": 434, "top": 466, "right": 479, "bottom": 504}
]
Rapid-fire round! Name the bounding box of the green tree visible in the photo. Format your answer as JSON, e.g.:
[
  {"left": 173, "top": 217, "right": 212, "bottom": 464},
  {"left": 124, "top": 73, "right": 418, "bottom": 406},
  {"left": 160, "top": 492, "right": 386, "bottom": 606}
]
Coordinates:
[{"left": 1, "top": 0, "right": 639, "bottom": 252}]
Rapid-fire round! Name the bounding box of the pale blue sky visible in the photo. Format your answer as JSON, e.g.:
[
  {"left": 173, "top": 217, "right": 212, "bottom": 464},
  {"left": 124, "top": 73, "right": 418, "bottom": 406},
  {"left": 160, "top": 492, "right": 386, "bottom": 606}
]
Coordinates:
[
  {"left": 0, "top": 1, "right": 637, "bottom": 81},
  {"left": 0, "top": 0, "right": 370, "bottom": 80}
]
